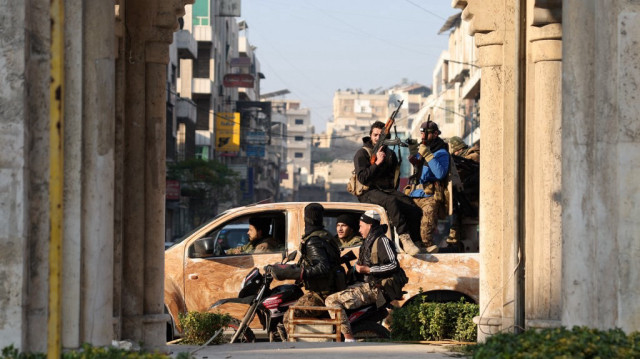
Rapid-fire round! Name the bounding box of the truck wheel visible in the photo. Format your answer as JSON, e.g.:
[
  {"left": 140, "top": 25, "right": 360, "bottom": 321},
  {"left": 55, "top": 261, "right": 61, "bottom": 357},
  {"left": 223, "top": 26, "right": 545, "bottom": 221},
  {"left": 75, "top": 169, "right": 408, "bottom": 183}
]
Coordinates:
[
  {"left": 351, "top": 321, "right": 390, "bottom": 341},
  {"left": 223, "top": 318, "right": 256, "bottom": 343}
]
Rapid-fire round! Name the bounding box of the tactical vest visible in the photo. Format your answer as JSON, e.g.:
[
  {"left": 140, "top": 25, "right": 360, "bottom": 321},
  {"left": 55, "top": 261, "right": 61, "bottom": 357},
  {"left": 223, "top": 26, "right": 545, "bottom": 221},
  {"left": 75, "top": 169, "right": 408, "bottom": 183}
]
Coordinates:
[
  {"left": 300, "top": 230, "right": 346, "bottom": 294},
  {"left": 370, "top": 236, "right": 408, "bottom": 301}
]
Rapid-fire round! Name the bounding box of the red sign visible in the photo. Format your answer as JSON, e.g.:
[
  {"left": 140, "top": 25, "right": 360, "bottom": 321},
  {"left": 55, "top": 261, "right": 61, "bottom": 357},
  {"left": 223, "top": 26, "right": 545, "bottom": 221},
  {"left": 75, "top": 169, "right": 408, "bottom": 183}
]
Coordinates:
[
  {"left": 223, "top": 74, "right": 255, "bottom": 88},
  {"left": 166, "top": 180, "right": 181, "bottom": 200}
]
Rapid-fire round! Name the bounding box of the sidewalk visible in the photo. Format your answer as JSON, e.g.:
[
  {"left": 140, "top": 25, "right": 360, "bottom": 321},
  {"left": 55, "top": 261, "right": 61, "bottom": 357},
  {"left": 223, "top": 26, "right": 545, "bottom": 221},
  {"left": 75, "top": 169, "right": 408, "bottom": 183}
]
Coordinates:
[{"left": 166, "top": 341, "right": 464, "bottom": 359}]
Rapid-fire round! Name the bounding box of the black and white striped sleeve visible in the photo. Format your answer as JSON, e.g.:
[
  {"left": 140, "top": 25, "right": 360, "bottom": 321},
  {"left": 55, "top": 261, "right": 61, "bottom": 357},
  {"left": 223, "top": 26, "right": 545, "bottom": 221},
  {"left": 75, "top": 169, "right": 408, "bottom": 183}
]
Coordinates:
[{"left": 369, "top": 236, "right": 398, "bottom": 277}]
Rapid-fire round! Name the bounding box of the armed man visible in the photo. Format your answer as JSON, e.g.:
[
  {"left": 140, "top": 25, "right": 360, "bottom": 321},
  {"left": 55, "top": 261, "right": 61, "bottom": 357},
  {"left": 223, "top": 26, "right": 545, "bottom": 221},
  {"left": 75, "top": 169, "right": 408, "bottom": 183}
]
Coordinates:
[
  {"left": 446, "top": 136, "right": 480, "bottom": 249},
  {"left": 407, "top": 120, "right": 450, "bottom": 253},
  {"left": 353, "top": 120, "right": 423, "bottom": 255},
  {"left": 268, "top": 203, "right": 345, "bottom": 338},
  {"left": 325, "top": 210, "right": 408, "bottom": 342}
]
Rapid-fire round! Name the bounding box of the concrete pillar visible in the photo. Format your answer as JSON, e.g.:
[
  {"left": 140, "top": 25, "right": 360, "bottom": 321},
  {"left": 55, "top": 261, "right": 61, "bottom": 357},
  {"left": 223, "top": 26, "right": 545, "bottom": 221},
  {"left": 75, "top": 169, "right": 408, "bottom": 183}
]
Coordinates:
[
  {"left": 524, "top": 8, "right": 563, "bottom": 328},
  {"left": 24, "top": 0, "right": 53, "bottom": 351},
  {"left": 462, "top": 0, "right": 517, "bottom": 341},
  {"left": 0, "top": 0, "right": 28, "bottom": 350},
  {"left": 120, "top": 0, "right": 185, "bottom": 348},
  {"left": 80, "top": 0, "right": 116, "bottom": 346},
  {"left": 562, "top": 0, "right": 640, "bottom": 332},
  {"left": 61, "top": 0, "right": 84, "bottom": 348}
]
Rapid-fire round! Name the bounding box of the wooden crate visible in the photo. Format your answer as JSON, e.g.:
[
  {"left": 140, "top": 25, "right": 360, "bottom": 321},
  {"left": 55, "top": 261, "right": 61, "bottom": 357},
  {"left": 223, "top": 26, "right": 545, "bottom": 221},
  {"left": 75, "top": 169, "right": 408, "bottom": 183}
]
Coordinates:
[{"left": 285, "top": 305, "right": 342, "bottom": 342}]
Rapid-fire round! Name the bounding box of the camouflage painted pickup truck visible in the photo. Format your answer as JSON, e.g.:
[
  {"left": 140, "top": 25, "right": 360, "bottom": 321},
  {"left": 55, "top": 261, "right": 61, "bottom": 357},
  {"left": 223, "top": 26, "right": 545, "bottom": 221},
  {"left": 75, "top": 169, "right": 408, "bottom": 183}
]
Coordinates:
[{"left": 164, "top": 201, "right": 479, "bottom": 338}]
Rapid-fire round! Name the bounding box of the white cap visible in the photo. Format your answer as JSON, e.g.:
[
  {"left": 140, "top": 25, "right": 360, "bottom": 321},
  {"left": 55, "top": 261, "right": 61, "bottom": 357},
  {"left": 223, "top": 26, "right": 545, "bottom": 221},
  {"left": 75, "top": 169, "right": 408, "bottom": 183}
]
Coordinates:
[{"left": 360, "top": 210, "right": 381, "bottom": 224}]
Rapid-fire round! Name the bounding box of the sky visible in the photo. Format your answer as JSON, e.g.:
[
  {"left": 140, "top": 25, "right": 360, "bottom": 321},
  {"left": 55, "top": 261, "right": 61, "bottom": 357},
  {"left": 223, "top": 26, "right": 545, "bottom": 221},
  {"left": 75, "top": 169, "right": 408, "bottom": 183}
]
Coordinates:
[{"left": 239, "top": 0, "right": 460, "bottom": 132}]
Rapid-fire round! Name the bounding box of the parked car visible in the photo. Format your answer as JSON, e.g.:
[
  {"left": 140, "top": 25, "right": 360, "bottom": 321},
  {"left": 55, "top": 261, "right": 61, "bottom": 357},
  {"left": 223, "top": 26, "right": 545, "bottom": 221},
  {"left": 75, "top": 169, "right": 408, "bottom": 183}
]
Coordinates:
[{"left": 164, "top": 202, "right": 479, "bottom": 339}]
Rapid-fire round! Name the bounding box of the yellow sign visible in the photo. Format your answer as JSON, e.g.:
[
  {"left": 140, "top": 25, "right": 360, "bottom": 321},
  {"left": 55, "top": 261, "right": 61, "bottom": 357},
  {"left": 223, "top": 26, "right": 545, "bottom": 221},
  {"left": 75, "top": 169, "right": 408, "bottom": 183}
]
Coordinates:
[{"left": 215, "top": 112, "right": 240, "bottom": 152}]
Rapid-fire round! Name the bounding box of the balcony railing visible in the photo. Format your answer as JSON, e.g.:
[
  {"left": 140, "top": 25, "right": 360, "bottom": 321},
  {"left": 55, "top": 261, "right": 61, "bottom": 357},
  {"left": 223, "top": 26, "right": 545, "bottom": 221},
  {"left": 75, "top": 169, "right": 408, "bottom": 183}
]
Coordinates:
[
  {"left": 192, "top": 78, "right": 212, "bottom": 94},
  {"left": 193, "top": 25, "right": 212, "bottom": 42}
]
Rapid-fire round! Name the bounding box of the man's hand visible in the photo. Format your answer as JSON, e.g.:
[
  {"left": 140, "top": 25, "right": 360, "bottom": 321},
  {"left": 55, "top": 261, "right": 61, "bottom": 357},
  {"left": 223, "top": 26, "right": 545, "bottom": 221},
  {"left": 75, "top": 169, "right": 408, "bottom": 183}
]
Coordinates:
[
  {"left": 418, "top": 144, "right": 434, "bottom": 162},
  {"left": 356, "top": 264, "right": 370, "bottom": 274},
  {"left": 375, "top": 147, "right": 386, "bottom": 165},
  {"left": 270, "top": 264, "right": 303, "bottom": 281}
]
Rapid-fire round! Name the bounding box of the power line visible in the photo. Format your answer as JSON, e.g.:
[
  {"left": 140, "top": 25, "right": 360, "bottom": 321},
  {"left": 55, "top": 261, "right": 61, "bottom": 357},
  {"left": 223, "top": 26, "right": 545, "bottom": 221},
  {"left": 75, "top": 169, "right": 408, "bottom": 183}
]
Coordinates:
[{"left": 403, "top": 0, "right": 447, "bottom": 21}]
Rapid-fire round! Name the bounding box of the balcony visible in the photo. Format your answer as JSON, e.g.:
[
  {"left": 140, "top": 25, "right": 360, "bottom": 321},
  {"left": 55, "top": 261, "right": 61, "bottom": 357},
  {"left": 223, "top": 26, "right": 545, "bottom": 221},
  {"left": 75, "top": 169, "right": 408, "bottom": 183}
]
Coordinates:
[
  {"left": 287, "top": 141, "right": 307, "bottom": 150},
  {"left": 175, "top": 30, "right": 197, "bottom": 59},
  {"left": 192, "top": 78, "right": 212, "bottom": 95},
  {"left": 196, "top": 130, "right": 211, "bottom": 147},
  {"left": 176, "top": 98, "right": 197, "bottom": 124},
  {"left": 193, "top": 25, "right": 212, "bottom": 42}
]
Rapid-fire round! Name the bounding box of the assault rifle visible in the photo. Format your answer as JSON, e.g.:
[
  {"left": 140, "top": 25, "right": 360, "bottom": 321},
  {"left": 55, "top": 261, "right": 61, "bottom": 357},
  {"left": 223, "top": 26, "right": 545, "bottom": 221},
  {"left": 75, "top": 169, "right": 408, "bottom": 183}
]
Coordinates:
[{"left": 370, "top": 100, "right": 404, "bottom": 165}]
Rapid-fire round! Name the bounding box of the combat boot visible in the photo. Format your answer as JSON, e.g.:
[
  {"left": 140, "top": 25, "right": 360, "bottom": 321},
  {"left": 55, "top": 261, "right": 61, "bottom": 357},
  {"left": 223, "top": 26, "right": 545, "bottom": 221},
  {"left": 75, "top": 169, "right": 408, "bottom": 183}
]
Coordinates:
[{"left": 398, "top": 233, "right": 420, "bottom": 256}]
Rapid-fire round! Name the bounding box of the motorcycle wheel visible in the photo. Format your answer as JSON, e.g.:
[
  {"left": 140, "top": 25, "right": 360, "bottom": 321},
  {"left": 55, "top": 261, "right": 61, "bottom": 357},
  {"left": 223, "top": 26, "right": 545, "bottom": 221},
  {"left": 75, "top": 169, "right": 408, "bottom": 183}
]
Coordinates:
[
  {"left": 222, "top": 318, "right": 256, "bottom": 343},
  {"left": 351, "top": 321, "right": 390, "bottom": 341}
]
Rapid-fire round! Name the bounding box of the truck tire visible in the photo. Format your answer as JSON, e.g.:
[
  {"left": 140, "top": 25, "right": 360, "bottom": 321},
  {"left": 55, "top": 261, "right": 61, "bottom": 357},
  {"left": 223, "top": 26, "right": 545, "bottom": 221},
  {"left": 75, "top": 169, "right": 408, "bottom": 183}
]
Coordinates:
[{"left": 351, "top": 321, "right": 390, "bottom": 341}]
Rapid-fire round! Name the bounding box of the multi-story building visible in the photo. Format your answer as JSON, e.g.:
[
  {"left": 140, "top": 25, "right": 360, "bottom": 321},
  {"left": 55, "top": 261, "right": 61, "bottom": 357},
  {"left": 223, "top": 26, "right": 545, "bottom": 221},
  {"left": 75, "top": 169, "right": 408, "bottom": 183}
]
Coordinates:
[
  {"left": 270, "top": 99, "right": 313, "bottom": 200},
  {"left": 416, "top": 12, "right": 480, "bottom": 144}
]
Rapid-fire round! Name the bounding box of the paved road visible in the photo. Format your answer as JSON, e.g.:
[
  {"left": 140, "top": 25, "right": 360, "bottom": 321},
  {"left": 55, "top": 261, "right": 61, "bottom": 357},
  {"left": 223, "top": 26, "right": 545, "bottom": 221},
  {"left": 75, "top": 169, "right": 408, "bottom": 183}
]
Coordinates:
[{"left": 167, "top": 342, "right": 464, "bottom": 359}]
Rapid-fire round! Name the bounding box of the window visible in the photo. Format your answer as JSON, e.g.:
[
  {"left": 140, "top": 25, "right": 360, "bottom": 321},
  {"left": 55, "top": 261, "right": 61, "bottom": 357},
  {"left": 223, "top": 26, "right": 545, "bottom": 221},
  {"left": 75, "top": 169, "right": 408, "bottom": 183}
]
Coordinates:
[
  {"left": 192, "top": 0, "right": 210, "bottom": 26},
  {"left": 295, "top": 119, "right": 304, "bottom": 125},
  {"left": 188, "top": 212, "right": 287, "bottom": 257},
  {"left": 445, "top": 100, "right": 454, "bottom": 124},
  {"left": 294, "top": 136, "right": 304, "bottom": 141},
  {"left": 294, "top": 152, "right": 304, "bottom": 158}
]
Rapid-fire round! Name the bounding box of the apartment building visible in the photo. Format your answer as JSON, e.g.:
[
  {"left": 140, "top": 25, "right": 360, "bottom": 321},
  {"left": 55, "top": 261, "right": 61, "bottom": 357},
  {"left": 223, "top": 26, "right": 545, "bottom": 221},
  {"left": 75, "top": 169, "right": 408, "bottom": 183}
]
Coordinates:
[{"left": 417, "top": 12, "right": 480, "bottom": 144}]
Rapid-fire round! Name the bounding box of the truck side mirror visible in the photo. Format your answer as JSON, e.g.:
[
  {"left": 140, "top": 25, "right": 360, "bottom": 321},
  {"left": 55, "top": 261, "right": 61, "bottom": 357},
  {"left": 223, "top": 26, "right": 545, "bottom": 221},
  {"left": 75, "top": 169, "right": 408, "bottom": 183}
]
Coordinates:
[{"left": 189, "top": 237, "right": 215, "bottom": 258}]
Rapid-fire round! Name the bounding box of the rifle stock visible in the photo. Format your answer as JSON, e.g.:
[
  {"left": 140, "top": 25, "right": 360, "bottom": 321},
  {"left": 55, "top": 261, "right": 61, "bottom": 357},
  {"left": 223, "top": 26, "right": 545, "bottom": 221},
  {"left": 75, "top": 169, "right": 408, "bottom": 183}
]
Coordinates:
[{"left": 370, "top": 100, "right": 404, "bottom": 165}]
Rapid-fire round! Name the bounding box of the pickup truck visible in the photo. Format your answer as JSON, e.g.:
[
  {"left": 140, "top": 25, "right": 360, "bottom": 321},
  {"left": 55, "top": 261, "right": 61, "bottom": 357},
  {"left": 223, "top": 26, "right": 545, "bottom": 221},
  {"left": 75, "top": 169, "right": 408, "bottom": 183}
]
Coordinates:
[{"left": 164, "top": 201, "right": 479, "bottom": 338}]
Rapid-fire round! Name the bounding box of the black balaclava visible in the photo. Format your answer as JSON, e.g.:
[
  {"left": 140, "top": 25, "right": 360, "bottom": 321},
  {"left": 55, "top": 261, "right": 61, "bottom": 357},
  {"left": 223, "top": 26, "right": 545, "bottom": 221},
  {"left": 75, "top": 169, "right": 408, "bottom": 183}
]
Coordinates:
[{"left": 303, "top": 203, "right": 324, "bottom": 237}]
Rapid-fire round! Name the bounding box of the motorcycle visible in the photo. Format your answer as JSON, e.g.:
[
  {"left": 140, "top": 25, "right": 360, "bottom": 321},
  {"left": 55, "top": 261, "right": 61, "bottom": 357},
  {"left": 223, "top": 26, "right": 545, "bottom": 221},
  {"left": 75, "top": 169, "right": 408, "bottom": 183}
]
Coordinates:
[
  {"left": 210, "top": 249, "right": 392, "bottom": 342},
  {"left": 209, "top": 250, "right": 302, "bottom": 343}
]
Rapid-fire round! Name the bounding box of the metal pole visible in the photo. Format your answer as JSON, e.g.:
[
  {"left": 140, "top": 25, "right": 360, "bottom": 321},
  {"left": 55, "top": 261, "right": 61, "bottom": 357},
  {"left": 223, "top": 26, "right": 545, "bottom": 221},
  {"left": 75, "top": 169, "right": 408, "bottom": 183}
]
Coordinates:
[
  {"left": 48, "top": 0, "right": 65, "bottom": 355},
  {"left": 514, "top": 0, "right": 527, "bottom": 334}
]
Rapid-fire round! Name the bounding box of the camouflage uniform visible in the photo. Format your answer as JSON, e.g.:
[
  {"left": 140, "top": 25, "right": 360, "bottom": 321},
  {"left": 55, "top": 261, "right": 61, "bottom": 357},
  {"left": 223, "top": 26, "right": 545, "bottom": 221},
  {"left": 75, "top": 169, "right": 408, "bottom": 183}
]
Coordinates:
[
  {"left": 447, "top": 138, "right": 480, "bottom": 246},
  {"left": 324, "top": 282, "right": 382, "bottom": 336},
  {"left": 226, "top": 237, "right": 280, "bottom": 255},
  {"left": 412, "top": 193, "right": 439, "bottom": 247},
  {"left": 336, "top": 233, "right": 363, "bottom": 248}
]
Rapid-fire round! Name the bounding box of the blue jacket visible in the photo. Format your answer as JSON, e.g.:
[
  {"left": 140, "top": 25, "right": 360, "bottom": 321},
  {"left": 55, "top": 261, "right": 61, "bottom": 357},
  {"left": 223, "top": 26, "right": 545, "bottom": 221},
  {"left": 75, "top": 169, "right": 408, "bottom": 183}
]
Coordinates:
[{"left": 409, "top": 148, "right": 450, "bottom": 198}]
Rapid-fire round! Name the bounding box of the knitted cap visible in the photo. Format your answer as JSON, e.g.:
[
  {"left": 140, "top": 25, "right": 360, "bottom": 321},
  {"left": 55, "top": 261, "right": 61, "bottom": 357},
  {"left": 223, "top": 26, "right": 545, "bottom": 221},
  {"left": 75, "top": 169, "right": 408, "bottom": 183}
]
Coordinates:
[{"left": 336, "top": 214, "right": 358, "bottom": 230}]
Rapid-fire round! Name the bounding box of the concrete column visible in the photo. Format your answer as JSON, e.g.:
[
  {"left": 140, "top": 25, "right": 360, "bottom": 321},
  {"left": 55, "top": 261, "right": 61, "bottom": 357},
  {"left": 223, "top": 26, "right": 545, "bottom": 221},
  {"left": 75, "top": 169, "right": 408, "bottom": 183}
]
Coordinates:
[
  {"left": 463, "top": 0, "right": 518, "bottom": 341},
  {"left": 113, "top": 1, "right": 126, "bottom": 341},
  {"left": 562, "top": 0, "right": 640, "bottom": 332},
  {"left": 80, "top": 0, "right": 116, "bottom": 346},
  {"left": 61, "top": 0, "right": 83, "bottom": 348},
  {"left": 25, "top": 0, "right": 53, "bottom": 351},
  {"left": 524, "top": 19, "right": 563, "bottom": 328},
  {"left": 0, "top": 0, "right": 28, "bottom": 350},
  {"left": 120, "top": 0, "right": 185, "bottom": 348}
]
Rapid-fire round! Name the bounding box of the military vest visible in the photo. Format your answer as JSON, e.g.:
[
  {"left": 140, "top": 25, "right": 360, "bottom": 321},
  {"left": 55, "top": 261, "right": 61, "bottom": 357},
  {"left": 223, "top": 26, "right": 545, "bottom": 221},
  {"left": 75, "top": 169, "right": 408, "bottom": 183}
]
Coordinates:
[{"left": 370, "top": 236, "right": 408, "bottom": 301}]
